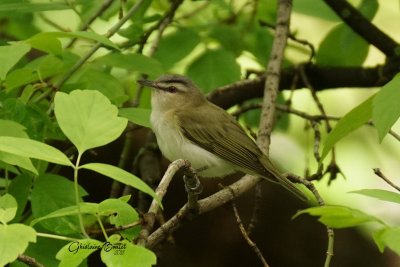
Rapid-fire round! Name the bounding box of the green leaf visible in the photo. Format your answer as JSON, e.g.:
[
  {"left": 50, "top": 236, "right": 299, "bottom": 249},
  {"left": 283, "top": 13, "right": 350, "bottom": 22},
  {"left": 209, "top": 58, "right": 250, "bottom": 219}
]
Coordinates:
[
  {"left": 26, "top": 34, "right": 62, "bottom": 55},
  {"left": 101, "top": 235, "right": 156, "bottom": 267},
  {"left": 351, "top": 189, "right": 400, "bottom": 205},
  {"left": 98, "top": 198, "right": 140, "bottom": 240},
  {"left": 373, "top": 227, "right": 400, "bottom": 256},
  {"left": 95, "top": 53, "right": 164, "bottom": 76},
  {"left": 293, "top": 0, "right": 340, "bottom": 21},
  {"left": 317, "top": 24, "right": 370, "bottom": 66},
  {"left": 244, "top": 25, "right": 274, "bottom": 66},
  {"left": 0, "top": 43, "right": 30, "bottom": 80},
  {"left": 209, "top": 25, "right": 243, "bottom": 56},
  {"left": 294, "top": 205, "right": 383, "bottom": 228},
  {"left": 372, "top": 75, "right": 400, "bottom": 142},
  {"left": 56, "top": 239, "right": 103, "bottom": 267},
  {"left": 76, "top": 68, "right": 128, "bottom": 106},
  {"left": 0, "top": 194, "right": 18, "bottom": 224},
  {"left": 54, "top": 90, "right": 128, "bottom": 154},
  {"left": 81, "top": 163, "right": 161, "bottom": 207},
  {"left": 31, "top": 174, "right": 87, "bottom": 234},
  {"left": 186, "top": 49, "right": 241, "bottom": 92},
  {"left": 8, "top": 174, "right": 32, "bottom": 223},
  {"left": 0, "top": 2, "right": 70, "bottom": 12},
  {"left": 119, "top": 108, "right": 151, "bottom": 128},
  {"left": 321, "top": 95, "right": 374, "bottom": 160},
  {"left": 0, "top": 224, "right": 36, "bottom": 267},
  {"left": 154, "top": 28, "right": 201, "bottom": 70},
  {"left": 32, "top": 31, "right": 118, "bottom": 49},
  {"left": 31, "top": 203, "right": 98, "bottom": 227},
  {"left": 0, "top": 136, "right": 73, "bottom": 166},
  {"left": 0, "top": 120, "right": 36, "bottom": 174}
]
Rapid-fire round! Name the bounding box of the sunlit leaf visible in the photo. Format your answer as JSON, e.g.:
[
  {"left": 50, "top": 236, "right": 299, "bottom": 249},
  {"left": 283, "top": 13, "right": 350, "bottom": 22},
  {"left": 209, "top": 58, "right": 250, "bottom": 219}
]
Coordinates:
[
  {"left": 321, "top": 95, "right": 374, "bottom": 160},
  {"left": 119, "top": 108, "right": 151, "bottom": 128},
  {"left": 0, "top": 43, "right": 30, "bottom": 80},
  {"left": 54, "top": 90, "right": 128, "bottom": 154},
  {"left": 351, "top": 189, "right": 400, "bottom": 205},
  {"left": 57, "top": 239, "right": 103, "bottom": 267},
  {"left": 0, "top": 194, "right": 17, "bottom": 224},
  {"left": 372, "top": 75, "right": 400, "bottom": 142}
]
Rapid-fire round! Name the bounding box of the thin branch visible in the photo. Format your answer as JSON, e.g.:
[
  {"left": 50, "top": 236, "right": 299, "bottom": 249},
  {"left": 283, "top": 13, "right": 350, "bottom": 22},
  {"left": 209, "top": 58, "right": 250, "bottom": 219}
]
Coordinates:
[
  {"left": 17, "top": 255, "right": 45, "bottom": 267},
  {"left": 89, "top": 220, "right": 142, "bottom": 235},
  {"left": 246, "top": 183, "right": 262, "bottom": 235},
  {"left": 231, "top": 200, "right": 269, "bottom": 267},
  {"left": 323, "top": 0, "right": 400, "bottom": 58},
  {"left": 138, "top": 159, "right": 198, "bottom": 246},
  {"left": 54, "top": 0, "right": 148, "bottom": 90},
  {"left": 257, "top": 0, "right": 292, "bottom": 153},
  {"left": 66, "top": 0, "right": 115, "bottom": 48},
  {"left": 373, "top": 168, "right": 400, "bottom": 192},
  {"left": 286, "top": 173, "right": 334, "bottom": 267}
]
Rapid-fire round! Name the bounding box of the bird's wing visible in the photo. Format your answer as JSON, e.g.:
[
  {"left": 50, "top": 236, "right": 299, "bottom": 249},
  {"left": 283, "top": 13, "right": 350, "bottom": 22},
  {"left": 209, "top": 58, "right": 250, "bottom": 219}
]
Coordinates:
[
  {"left": 177, "top": 104, "right": 268, "bottom": 176},
  {"left": 177, "top": 104, "right": 307, "bottom": 201}
]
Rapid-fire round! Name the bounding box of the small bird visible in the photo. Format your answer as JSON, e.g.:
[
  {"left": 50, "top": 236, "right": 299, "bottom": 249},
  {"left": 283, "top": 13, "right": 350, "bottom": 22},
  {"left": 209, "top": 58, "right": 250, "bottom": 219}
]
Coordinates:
[{"left": 138, "top": 74, "right": 306, "bottom": 200}]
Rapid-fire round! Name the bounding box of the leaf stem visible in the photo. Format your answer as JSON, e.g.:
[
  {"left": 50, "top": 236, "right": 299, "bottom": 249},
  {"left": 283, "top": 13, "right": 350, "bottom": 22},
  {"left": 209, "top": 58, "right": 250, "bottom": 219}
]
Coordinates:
[
  {"left": 36, "top": 232, "right": 79, "bottom": 242},
  {"left": 74, "top": 152, "right": 89, "bottom": 238}
]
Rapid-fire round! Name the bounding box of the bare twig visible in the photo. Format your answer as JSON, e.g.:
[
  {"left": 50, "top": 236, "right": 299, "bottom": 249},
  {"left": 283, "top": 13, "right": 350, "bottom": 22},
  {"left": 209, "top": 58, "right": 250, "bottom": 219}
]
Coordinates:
[
  {"left": 287, "top": 173, "right": 334, "bottom": 267},
  {"left": 66, "top": 0, "right": 115, "bottom": 48},
  {"left": 17, "top": 255, "right": 45, "bottom": 267},
  {"left": 257, "top": 0, "right": 292, "bottom": 153},
  {"left": 89, "top": 220, "right": 142, "bottom": 235},
  {"left": 373, "top": 168, "right": 400, "bottom": 192},
  {"left": 54, "top": 0, "right": 148, "bottom": 90},
  {"left": 231, "top": 200, "right": 269, "bottom": 267},
  {"left": 138, "top": 159, "right": 200, "bottom": 246}
]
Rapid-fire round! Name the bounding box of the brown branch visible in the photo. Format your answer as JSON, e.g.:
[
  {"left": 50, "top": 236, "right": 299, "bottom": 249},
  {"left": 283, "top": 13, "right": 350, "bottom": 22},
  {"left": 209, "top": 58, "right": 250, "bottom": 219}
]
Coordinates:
[
  {"left": 257, "top": 0, "right": 292, "bottom": 152},
  {"left": 207, "top": 64, "right": 385, "bottom": 110},
  {"left": 231, "top": 200, "right": 269, "bottom": 267},
  {"left": 373, "top": 168, "right": 400, "bottom": 192},
  {"left": 323, "top": 0, "right": 400, "bottom": 58},
  {"left": 17, "top": 255, "right": 45, "bottom": 267}
]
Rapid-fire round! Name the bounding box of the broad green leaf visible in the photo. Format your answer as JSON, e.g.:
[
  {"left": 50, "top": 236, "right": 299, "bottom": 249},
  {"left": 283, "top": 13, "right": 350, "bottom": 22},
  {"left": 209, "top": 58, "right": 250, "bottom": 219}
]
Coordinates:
[
  {"left": 321, "top": 95, "right": 374, "bottom": 160},
  {"left": 0, "top": 43, "right": 30, "bottom": 80},
  {"left": 57, "top": 239, "right": 103, "bottom": 267},
  {"left": 372, "top": 75, "right": 400, "bottom": 142},
  {"left": 76, "top": 68, "right": 128, "bottom": 105},
  {"left": 293, "top": 0, "right": 339, "bottom": 21},
  {"left": 244, "top": 24, "right": 274, "bottom": 66},
  {"left": 0, "top": 120, "right": 36, "bottom": 174},
  {"left": 0, "top": 194, "right": 17, "bottom": 224},
  {"left": 31, "top": 203, "right": 98, "bottom": 227},
  {"left": 317, "top": 24, "right": 370, "bottom": 66},
  {"left": 54, "top": 90, "right": 128, "bottom": 154},
  {"left": 351, "top": 189, "right": 400, "bottom": 205},
  {"left": 98, "top": 198, "right": 140, "bottom": 240},
  {"left": 101, "top": 235, "right": 156, "bottom": 267},
  {"left": 373, "top": 227, "right": 400, "bottom": 256},
  {"left": 209, "top": 25, "right": 243, "bottom": 56},
  {"left": 8, "top": 174, "right": 32, "bottom": 223},
  {"left": 186, "top": 49, "right": 241, "bottom": 92},
  {"left": 0, "top": 2, "right": 70, "bottom": 12},
  {"left": 32, "top": 31, "right": 118, "bottom": 49},
  {"left": 0, "top": 224, "right": 36, "bottom": 267},
  {"left": 294, "top": 205, "right": 383, "bottom": 228},
  {"left": 119, "top": 108, "right": 151, "bottom": 128},
  {"left": 95, "top": 53, "right": 163, "bottom": 76},
  {"left": 0, "top": 136, "right": 73, "bottom": 166},
  {"left": 81, "top": 163, "right": 161, "bottom": 207},
  {"left": 31, "top": 174, "right": 87, "bottom": 234},
  {"left": 154, "top": 28, "right": 201, "bottom": 70},
  {"left": 26, "top": 34, "right": 62, "bottom": 55}
]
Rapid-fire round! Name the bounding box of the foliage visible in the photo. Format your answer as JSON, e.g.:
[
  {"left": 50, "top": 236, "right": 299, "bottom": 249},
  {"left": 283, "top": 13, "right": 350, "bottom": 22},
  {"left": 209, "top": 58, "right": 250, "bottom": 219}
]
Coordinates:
[{"left": 0, "top": 0, "right": 400, "bottom": 266}]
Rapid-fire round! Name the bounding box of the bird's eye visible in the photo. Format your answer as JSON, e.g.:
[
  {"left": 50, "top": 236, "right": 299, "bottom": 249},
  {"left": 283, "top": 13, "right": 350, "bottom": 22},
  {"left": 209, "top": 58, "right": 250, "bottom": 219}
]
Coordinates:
[{"left": 168, "top": 86, "right": 177, "bottom": 93}]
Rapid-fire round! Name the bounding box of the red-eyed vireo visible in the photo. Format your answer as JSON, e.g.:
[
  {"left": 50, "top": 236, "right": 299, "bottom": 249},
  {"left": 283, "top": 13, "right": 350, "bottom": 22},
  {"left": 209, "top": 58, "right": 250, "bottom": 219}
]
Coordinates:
[{"left": 137, "top": 74, "right": 306, "bottom": 200}]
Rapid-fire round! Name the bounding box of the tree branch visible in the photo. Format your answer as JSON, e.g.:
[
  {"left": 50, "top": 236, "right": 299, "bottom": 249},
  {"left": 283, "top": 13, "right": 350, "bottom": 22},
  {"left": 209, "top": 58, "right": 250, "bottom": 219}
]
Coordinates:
[{"left": 323, "top": 0, "right": 400, "bottom": 58}]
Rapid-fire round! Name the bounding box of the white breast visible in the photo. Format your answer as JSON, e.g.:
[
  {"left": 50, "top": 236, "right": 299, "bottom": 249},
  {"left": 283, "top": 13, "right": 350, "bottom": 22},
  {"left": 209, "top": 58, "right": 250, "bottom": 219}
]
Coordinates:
[{"left": 150, "top": 108, "right": 236, "bottom": 177}]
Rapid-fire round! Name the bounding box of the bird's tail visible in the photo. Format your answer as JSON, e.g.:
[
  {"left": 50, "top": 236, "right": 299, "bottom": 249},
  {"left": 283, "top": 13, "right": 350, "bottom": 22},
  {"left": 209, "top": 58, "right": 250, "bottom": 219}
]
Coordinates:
[{"left": 259, "top": 156, "right": 308, "bottom": 201}]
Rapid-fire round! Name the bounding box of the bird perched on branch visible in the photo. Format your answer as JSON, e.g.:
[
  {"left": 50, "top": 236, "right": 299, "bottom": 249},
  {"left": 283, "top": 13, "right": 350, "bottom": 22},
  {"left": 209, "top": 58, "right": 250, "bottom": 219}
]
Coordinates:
[{"left": 138, "top": 74, "right": 306, "bottom": 200}]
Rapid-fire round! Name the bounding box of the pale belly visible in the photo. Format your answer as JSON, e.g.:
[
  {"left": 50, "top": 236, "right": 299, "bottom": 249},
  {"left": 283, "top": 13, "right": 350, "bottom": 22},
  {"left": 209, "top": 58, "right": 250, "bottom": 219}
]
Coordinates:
[{"left": 151, "top": 111, "right": 236, "bottom": 177}]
